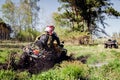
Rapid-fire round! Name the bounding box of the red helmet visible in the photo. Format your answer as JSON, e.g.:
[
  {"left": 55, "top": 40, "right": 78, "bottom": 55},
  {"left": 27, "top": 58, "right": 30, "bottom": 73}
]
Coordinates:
[
  {"left": 48, "top": 25, "right": 55, "bottom": 30},
  {"left": 44, "top": 25, "right": 55, "bottom": 35}
]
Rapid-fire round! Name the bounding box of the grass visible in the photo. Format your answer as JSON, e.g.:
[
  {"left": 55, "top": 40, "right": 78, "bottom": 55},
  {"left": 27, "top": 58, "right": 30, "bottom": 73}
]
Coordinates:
[
  {"left": 0, "top": 70, "right": 30, "bottom": 80},
  {"left": 65, "top": 44, "right": 120, "bottom": 64},
  {"left": 0, "top": 42, "right": 120, "bottom": 80},
  {"left": 30, "top": 61, "right": 89, "bottom": 80},
  {"left": 89, "top": 58, "right": 120, "bottom": 80}
]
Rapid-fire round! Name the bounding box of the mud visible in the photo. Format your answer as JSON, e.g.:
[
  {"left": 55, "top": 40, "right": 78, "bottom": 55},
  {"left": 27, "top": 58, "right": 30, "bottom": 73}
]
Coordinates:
[
  {"left": 0, "top": 49, "right": 72, "bottom": 74},
  {"left": 0, "top": 49, "right": 89, "bottom": 74}
]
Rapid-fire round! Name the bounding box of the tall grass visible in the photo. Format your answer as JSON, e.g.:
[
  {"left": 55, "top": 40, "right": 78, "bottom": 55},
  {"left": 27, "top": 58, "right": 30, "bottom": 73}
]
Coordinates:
[
  {"left": 0, "top": 49, "right": 22, "bottom": 63},
  {"left": 0, "top": 50, "right": 11, "bottom": 62},
  {"left": 89, "top": 59, "right": 120, "bottom": 80},
  {"left": 0, "top": 70, "right": 16, "bottom": 80},
  {"left": 0, "top": 70, "right": 30, "bottom": 80},
  {"left": 30, "top": 61, "right": 89, "bottom": 80}
]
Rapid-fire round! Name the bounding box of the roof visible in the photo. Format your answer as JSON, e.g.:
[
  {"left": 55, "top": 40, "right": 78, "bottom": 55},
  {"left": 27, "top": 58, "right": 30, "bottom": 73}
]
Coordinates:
[{"left": 0, "top": 22, "right": 13, "bottom": 32}]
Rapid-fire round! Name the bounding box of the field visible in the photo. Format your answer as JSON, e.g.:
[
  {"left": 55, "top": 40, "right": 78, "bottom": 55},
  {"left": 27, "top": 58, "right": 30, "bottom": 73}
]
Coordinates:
[{"left": 0, "top": 42, "right": 120, "bottom": 80}]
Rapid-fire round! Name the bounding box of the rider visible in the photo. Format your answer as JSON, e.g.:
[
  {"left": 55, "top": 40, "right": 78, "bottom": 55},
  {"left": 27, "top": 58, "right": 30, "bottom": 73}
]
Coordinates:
[{"left": 35, "top": 25, "right": 60, "bottom": 50}]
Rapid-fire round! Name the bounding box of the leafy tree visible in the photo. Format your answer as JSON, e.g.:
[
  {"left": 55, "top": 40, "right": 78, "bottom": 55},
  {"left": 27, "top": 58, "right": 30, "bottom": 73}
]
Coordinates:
[
  {"left": 18, "top": 0, "right": 40, "bottom": 29},
  {"left": 58, "top": 0, "right": 120, "bottom": 35},
  {"left": 2, "top": 0, "right": 16, "bottom": 31},
  {"left": 52, "top": 12, "right": 70, "bottom": 27},
  {"left": 1, "top": 0, "right": 40, "bottom": 41},
  {"left": 29, "top": 0, "right": 40, "bottom": 29}
]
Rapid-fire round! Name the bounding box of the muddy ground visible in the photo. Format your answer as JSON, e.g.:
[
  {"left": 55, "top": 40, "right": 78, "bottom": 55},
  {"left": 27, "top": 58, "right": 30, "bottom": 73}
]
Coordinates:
[{"left": 0, "top": 50, "right": 88, "bottom": 74}]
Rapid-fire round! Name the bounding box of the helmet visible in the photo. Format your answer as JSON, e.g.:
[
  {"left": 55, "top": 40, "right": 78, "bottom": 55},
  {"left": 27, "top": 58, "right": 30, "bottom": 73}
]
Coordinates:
[
  {"left": 44, "top": 26, "right": 52, "bottom": 32},
  {"left": 44, "top": 25, "right": 55, "bottom": 35},
  {"left": 48, "top": 25, "right": 55, "bottom": 30}
]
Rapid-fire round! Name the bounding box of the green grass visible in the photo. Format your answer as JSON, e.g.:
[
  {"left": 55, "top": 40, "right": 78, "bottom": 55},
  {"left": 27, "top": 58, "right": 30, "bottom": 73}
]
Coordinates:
[
  {"left": 0, "top": 70, "right": 16, "bottom": 80},
  {"left": 0, "top": 42, "right": 120, "bottom": 80},
  {"left": 30, "top": 61, "right": 89, "bottom": 80},
  {"left": 0, "top": 48, "right": 22, "bottom": 63},
  {"left": 0, "top": 70, "right": 30, "bottom": 80},
  {"left": 89, "top": 59, "right": 120, "bottom": 80},
  {"left": 65, "top": 44, "right": 120, "bottom": 64}
]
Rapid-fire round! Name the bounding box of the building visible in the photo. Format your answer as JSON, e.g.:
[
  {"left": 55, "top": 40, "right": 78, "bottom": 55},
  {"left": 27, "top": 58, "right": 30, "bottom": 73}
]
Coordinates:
[{"left": 0, "top": 22, "right": 12, "bottom": 40}]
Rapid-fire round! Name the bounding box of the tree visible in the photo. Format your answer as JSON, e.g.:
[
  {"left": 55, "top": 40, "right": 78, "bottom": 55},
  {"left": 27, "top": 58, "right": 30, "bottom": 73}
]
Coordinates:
[
  {"left": 2, "top": 0, "right": 16, "bottom": 32},
  {"left": 57, "top": 0, "right": 83, "bottom": 31},
  {"left": 19, "top": 0, "right": 40, "bottom": 30},
  {"left": 52, "top": 12, "right": 70, "bottom": 27},
  {"left": 58, "top": 0, "right": 120, "bottom": 35},
  {"left": 1, "top": 0, "right": 40, "bottom": 41},
  {"left": 29, "top": 0, "right": 40, "bottom": 29}
]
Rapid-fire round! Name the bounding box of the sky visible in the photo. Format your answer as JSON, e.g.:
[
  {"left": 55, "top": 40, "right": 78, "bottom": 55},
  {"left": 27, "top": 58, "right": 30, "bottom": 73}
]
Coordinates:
[{"left": 0, "top": 0, "right": 120, "bottom": 36}]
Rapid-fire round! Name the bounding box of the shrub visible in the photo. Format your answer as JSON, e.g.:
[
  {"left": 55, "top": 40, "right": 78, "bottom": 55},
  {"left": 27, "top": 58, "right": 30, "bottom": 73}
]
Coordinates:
[
  {"left": 59, "top": 61, "right": 89, "bottom": 80},
  {"left": 16, "top": 28, "right": 40, "bottom": 42}
]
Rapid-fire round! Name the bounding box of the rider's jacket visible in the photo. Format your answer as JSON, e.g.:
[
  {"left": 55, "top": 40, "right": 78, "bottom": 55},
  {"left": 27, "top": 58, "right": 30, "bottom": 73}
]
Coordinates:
[{"left": 35, "top": 32, "right": 60, "bottom": 49}]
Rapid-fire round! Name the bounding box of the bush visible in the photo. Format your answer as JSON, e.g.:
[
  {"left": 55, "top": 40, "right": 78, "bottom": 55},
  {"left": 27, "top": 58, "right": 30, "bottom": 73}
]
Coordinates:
[
  {"left": 58, "top": 61, "right": 89, "bottom": 80},
  {"left": 16, "top": 28, "right": 40, "bottom": 42}
]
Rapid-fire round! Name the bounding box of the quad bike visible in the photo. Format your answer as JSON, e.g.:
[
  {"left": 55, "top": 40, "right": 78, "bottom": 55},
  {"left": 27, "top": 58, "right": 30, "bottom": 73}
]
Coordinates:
[
  {"left": 104, "top": 39, "right": 118, "bottom": 49},
  {"left": 16, "top": 42, "right": 68, "bottom": 74},
  {"left": 0, "top": 41, "right": 68, "bottom": 74},
  {"left": 21, "top": 41, "right": 67, "bottom": 59}
]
